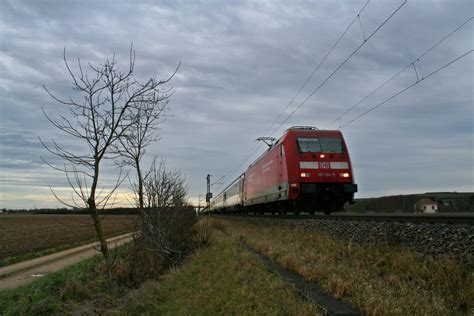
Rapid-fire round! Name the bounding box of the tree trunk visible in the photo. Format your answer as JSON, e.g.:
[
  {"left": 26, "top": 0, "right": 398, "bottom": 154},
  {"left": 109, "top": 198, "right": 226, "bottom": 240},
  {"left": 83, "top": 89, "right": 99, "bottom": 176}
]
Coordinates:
[
  {"left": 88, "top": 161, "right": 110, "bottom": 266},
  {"left": 136, "top": 158, "right": 144, "bottom": 210},
  {"left": 90, "top": 204, "right": 110, "bottom": 260}
]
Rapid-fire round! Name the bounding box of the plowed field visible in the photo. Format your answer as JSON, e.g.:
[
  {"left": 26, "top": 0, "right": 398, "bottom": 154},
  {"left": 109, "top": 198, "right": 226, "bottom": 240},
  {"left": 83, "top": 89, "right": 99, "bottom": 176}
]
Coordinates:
[{"left": 0, "top": 214, "right": 137, "bottom": 260}]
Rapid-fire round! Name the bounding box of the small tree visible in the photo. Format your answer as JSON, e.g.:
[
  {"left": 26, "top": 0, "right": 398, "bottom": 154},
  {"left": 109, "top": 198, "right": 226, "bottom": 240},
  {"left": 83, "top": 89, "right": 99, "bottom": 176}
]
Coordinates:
[
  {"left": 138, "top": 158, "right": 194, "bottom": 265},
  {"left": 41, "top": 47, "right": 175, "bottom": 270},
  {"left": 143, "top": 158, "right": 187, "bottom": 209},
  {"left": 114, "top": 70, "right": 179, "bottom": 210}
]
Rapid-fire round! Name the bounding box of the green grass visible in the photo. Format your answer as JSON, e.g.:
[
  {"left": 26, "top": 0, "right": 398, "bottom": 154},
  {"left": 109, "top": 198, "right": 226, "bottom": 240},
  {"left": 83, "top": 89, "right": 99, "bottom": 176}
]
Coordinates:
[
  {"left": 117, "top": 230, "right": 319, "bottom": 315},
  {"left": 1, "top": 255, "right": 98, "bottom": 315},
  {"left": 0, "top": 248, "right": 129, "bottom": 315}
]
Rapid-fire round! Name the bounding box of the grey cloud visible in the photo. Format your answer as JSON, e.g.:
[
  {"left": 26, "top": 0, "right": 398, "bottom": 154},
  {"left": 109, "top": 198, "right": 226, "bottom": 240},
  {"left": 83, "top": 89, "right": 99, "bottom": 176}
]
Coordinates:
[{"left": 0, "top": 0, "right": 472, "bottom": 208}]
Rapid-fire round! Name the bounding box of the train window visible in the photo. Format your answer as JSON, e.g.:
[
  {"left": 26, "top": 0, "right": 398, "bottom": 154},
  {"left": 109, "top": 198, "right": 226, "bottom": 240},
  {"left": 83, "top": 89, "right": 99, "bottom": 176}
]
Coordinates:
[
  {"left": 297, "top": 137, "right": 343, "bottom": 153},
  {"left": 297, "top": 138, "right": 322, "bottom": 152},
  {"left": 225, "top": 181, "right": 240, "bottom": 197},
  {"left": 280, "top": 144, "right": 285, "bottom": 157},
  {"left": 320, "top": 137, "right": 343, "bottom": 153}
]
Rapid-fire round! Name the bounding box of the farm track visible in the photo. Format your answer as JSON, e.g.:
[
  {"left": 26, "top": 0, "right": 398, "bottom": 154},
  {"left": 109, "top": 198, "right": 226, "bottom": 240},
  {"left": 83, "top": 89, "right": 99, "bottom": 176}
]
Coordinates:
[
  {"left": 0, "top": 232, "right": 134, "bottom": 290},
  {"left": 215, "top": 212, "right": 474, "bottom": 225}
]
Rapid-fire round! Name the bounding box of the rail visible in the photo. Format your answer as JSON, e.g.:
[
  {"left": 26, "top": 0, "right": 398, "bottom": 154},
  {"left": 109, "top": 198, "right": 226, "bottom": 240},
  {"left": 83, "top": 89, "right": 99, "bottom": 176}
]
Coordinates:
[{"left": 217, "top": 212, "right": 474, "bottom": 225}]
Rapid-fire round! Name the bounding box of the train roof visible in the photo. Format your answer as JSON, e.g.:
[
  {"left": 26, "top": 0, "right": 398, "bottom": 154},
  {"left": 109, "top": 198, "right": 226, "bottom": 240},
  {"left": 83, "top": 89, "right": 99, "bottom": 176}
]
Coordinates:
[
  {"left": 285, "top": 126, "right": 342, "bottom": 134},
  {"left": 287, "top": 126, "right": 319, "bottom": 131},
  {"left": 281, "top": 127, "right": 342, "bottom": 141},
  {"left": 248, "top": 127, "right": 343, "bottom": 167}
]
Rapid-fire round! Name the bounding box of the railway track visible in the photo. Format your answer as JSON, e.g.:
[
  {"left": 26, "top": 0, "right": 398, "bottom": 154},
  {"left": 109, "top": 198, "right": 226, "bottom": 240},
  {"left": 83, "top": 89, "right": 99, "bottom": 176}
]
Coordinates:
[{"left": 214, "top": 212, "right": 474, "bottom": 225}]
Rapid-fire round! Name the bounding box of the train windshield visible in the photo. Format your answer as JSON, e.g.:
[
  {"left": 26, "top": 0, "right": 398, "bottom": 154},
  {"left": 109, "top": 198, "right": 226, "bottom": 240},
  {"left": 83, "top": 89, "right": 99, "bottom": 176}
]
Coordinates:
[{"left": 297, "top": 137, "right": 343, "bottom": 153}]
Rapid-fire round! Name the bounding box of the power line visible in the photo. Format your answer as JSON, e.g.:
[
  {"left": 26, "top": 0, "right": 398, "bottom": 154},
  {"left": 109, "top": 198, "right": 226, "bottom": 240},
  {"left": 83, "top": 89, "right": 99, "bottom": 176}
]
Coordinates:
[
  {"left": 266, "top": 0, "right": 370, "bottom": 136},
  {"left": 328, "top": 17, "right": 473, "bottom": 127},
  {"left": 328, "top": 65, "right": 411, "bottom": 127},
  {"left": 211, "top": 175, "right": 225, "bottom": 186},
  {"left": 339, "top": 49, "right": 473, "bottom": 128},
  {"left": 269, "top": 0, "right": 408, "bottom": 137}
]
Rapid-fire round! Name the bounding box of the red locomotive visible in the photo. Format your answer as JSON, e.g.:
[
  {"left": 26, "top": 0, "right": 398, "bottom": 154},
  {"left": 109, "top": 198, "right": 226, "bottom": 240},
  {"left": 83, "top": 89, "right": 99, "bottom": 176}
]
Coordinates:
[{"left": 210, "top": 126, "right": 357, "bottom": 215}]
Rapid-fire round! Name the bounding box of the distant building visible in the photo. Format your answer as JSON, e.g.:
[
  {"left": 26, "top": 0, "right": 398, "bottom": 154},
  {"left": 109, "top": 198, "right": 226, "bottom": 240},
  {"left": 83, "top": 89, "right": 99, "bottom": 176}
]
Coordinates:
[{"left": 415, "top": 198, "right": 438, "bottom": 213}]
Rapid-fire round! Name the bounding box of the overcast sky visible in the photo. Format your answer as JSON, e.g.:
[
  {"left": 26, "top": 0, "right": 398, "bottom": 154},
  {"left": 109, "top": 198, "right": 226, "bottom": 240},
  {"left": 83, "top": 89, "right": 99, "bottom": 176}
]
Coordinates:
[{"left": 0, "top": 0, "right": 473, "bottom": 209}]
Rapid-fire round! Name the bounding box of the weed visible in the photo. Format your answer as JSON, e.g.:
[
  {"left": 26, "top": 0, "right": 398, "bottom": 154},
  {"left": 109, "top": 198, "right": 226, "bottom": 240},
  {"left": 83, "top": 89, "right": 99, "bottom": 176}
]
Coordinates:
[{"left": 192, "top": 217, "right": 214, "bottom": 248}]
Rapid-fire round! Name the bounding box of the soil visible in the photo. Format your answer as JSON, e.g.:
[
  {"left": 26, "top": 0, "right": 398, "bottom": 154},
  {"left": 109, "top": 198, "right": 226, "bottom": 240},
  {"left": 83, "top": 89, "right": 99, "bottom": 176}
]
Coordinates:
[{"left": 0, "top": 214, "right": 137, "bottom": 260}]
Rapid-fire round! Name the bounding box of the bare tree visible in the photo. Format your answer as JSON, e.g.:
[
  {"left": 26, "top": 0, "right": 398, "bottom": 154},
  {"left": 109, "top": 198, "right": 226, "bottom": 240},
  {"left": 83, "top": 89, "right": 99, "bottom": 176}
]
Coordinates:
[
  {"left": 142, "top": 158, "right": 188, "bottom": 209},
  {"left": 40, "top": 47, "right": 174, "bottom": 269},
  {"left": 114, "top": 63, "right": 179, "bottom": 210}
]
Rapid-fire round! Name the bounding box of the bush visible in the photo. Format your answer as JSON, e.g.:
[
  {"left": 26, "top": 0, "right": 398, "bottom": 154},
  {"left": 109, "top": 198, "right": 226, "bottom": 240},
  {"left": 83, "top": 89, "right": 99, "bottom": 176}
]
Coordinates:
[
  {"left": 116, "top": 207, "right": 212, "bottom": 287},
  {"left": 139, "top": 206, "right": 197, "bottom": 263}
]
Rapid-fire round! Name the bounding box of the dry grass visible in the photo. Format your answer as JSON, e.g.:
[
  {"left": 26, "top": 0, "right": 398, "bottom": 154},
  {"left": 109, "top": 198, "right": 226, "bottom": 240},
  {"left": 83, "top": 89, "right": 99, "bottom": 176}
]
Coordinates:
[
  {"left": 192, "top": 217, "right": 214, "bottom": 247},
  {"left": 117, "top": 229, "right": 320, "bottom": 315},
  {"left": 216, "top": 217, "right": 474, "bottom": 315},
  {"left": 0, "top": 214, "right": 137, "bottom": 260}
]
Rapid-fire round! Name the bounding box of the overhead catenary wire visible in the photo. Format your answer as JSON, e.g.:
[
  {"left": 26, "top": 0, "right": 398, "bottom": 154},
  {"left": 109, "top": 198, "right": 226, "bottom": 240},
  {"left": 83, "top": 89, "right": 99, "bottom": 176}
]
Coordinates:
[
  {"left": 327, "top": 65, "right": 411, "bottom": 127},
  {"left": 327, "top": 17, "right": 473, "bottom": 127},
  {"left": 211, "top": 175, "right": 226, "bottom": 186},
  {"left": 214, "top": 1, "right": 406, "bottom": 191},
  {"left": 266, "top": 0, "right": 370, "bottom": 136},
  {"left": 269, "top": 0, "right": 408, "bottom": 137},
  {"left": 338, "top": 49, "right": 473, "bottom": 128}
]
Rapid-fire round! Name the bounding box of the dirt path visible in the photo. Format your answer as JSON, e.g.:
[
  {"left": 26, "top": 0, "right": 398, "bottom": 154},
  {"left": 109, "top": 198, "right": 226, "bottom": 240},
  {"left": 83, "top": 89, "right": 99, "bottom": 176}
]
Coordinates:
[{"left": 0, "top": 233, "right": 134, "bottom": 290}]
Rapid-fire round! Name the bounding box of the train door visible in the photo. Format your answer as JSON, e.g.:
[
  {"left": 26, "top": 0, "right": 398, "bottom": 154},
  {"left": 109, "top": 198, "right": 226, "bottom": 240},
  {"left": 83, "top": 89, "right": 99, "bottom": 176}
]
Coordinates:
[
  {"left": 278, "top": 144, "right": 285, "bottom": 198},
  {"left": 240, "top": 174, "right": 245, "bottom": 209}
]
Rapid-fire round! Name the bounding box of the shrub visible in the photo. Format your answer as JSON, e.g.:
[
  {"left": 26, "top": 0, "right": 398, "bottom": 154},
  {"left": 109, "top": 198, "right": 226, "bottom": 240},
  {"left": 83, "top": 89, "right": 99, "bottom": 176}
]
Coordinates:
[
  {"left": 116, "top": 206, "right": 207, "bottom": 286},
  {"left": 139, "top": 206, "right": 197, "bottom": 264}
]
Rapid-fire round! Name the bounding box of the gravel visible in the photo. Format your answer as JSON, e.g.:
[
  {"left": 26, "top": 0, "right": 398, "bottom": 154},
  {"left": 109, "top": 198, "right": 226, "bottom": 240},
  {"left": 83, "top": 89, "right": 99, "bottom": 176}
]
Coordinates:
[{"left": 230, "top": 216, "right": 474, "bottom": 267}]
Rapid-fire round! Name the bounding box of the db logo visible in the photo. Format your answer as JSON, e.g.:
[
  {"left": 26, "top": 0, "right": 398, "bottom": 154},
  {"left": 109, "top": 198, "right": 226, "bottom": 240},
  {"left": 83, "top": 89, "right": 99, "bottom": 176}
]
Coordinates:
[{"left": 320, "top": 162, "right": 330, "bottom": 169}]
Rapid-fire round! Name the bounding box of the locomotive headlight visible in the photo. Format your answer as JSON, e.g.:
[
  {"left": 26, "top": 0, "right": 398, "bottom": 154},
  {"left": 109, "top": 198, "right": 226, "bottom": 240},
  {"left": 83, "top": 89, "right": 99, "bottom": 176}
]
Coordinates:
[
  {"left": 340, "top": 172, "right": 350, "bottom": 178},
  {"left": 300, "top": 172, "right": 311, "bottom": 178},
  {"left": 320, "top": 154, "right": 325, "bottom": 158}
]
